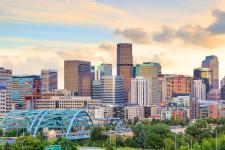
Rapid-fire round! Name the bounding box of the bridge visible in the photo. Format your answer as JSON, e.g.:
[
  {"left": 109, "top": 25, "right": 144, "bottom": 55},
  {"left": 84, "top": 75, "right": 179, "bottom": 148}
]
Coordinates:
[{"left": 0, "top": 109, "right": 93, "bottom": 140}]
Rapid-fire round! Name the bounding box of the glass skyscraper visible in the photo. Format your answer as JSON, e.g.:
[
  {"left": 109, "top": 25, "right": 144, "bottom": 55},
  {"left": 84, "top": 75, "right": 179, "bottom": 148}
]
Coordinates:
[
  {"left": 117, "top": 43, "right": 133, "bottom": 104},
  {"left": 41, "top": 69, "right": 58, "bottom": 93},
  {"left": 202, "top": 55, "right": 219, "bottom": 89},
  {"left": 12, "top": 75, "right": 41, "bottom": 109},
  {"left": 64, "top": 60, "right": 91, "bottom": 96}
]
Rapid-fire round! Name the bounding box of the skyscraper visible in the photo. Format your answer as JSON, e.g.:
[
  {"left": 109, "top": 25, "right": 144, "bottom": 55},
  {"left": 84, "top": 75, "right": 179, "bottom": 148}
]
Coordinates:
[
  {"left": 202, "top": 55, "right": 219, "bottom": 89},
  {"left": 64, "top": 60, "right": 91, "bottom": 96},
  {"left": 131, "top": 76, "right": 149, "bottom": 106},
  {"left": 135, "top": 62, "right": 161, "bottom": 105},
  {"left": 41, "top": 69, "right": 58, "bottom": 93},
  {"left": 221, "top": 76, "right": 225, "bottom": 100},
  {"left": 96, "top": 64, "right": 112, "bottom": 81},
  {"left": 0, "top": 67, "right": 12, "bottom": 118},
  {"left": 117, "top": 43, "right": 133, "bottom": 103},
  {"left": 193, "top": 79, "right": 206, "bottom": 100},
  {"left": 101, "top": 76, "right": 124, "bottom": 105},
  {"left": 12, "top": 75, "right": 41, "bottom": 109},
  {"left": 194, "top": 67, "right": 213, "bottom": 97}
]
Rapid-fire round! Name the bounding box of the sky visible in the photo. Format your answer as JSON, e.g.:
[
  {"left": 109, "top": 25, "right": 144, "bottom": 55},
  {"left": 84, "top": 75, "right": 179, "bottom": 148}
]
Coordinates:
[{"left": 0, "top": 0, "right": 225, "bottom": 88}]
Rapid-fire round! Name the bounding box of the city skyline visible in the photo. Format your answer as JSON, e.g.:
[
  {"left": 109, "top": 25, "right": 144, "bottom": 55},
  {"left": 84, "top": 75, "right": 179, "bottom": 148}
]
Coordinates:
[{"left": 1, "top": 0, "right": 225, "bottom": 88}]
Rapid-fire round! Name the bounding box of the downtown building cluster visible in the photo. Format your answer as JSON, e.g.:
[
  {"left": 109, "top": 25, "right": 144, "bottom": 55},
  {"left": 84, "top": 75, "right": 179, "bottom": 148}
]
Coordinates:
[{"left": 1, "top": 43, "right": 225, "bottom": 124}]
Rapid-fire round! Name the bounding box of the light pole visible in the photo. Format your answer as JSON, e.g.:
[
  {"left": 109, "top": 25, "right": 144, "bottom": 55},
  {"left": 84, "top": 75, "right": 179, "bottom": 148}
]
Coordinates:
[
  {"left": 21, "top": 139, "right": 25, "bottom": 150},
  {"left": 216, "top": 129, "right": 218, "bottom": 150}
]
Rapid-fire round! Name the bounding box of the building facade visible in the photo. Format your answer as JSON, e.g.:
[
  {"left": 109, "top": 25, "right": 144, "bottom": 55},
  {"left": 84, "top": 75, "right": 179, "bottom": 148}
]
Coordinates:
[
  {"left": 26, "top": 96, "right": 102, "bottom": 110},
  {"left": 193, "top": 79, "right": 206, "bottom": 100},
  {"left": 101, "top": 76, "right": 124, "bottom": 105},
  {"left": 117, "top": 43, "right": 133, "bottom": 104},
  {"left": 134, "top": 62, "right": 161, "bottom": 105},
  {"left": 96, "top": 64, "right": 112, "bottom": 81},
  {"left": 194, "top": 67, "right": 213, "bottom": 96},
  {"left": 41, "top": 69, "right": 57, "bottom": 93},
  {"left": 64, "top": 60, "right": 91, "bottom": 96},
  {"left": 165, "top": 75, "right": 193, "bottom": 98},
  {"left": 91, "top": 80, "right": 101, "bottom": 99},
  {"left": 12, "top": 75, "right": 41, "bottom": 109},
  {"left": 131, "top": 76, "right": 149, "bottom": 106},
  {"left": 0, "top": 68, "right": 12, "bottom": 118},
  {"left": 202, "top": 55, "right": 219, "bottom": 89}
]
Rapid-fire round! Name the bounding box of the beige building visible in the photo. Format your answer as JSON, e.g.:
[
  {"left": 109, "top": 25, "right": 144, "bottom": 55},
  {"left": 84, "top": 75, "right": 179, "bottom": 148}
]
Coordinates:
[
  {"left": 26, "top": 96, "right": 102, "bottom": 110},
  {"left": 124, "top": 105, "right": 145, "bottom": 121}
]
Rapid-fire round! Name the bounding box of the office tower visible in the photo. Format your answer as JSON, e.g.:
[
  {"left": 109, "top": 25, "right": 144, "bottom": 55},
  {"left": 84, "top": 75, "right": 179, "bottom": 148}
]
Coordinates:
[
  {"left": 12, "top": 75, "right": 41, "bottom": 109},
  {"left": 91, "top": 66, "right": 95, "bottom": 82},
  {"left": 64, "top": 60, "right": 91, "bottom": 96},
  {"left": 166, "top": 75, "right": 193, "bottom": 97},
  {"left": 202, "top": 55, "right": 219, "bottom": 89},
  {"left": 193, "top": 79, "right": 206, "bottom": 100},
  {"left": 41, "top": 69, "right": 58, "bottom": 93},
  {"left": 91, "top": 80, "right": 101, "bottom": 99},
  {"left": 158, "top": 74, "right": 167, "bottom": 104},
  {"left": 100, "top": 76, "right": 124, "bottom": 105},
  {"left": 221, "top": 86, "right": 225, "bottom": 100},
  {"left": 207, "top": 89, "right": 221, "bottom": 100},
  {"left": 131, "top": 76, "right": 149, "bottom": 106},
  {"left": 194, "top": 67, "right": 213, "bottom": 96},
  {"left": 135, "top": 62, "right": 161, "bottom": 105},
  {"left": 117, "top": 43, "right": 133, "bottom": 103},
  {"left": 0, "top": 68, "right": 12, "bottom": 117},
  {"left": 221, "top": 76, "right": 225, "bottom": 88},
  {"left": 96, "top": 64, "right": 112, "bottom": 81}
]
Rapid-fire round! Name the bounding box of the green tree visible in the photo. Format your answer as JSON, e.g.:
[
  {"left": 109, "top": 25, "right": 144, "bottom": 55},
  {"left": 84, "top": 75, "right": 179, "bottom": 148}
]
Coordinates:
[
  {"left": 3, "top": 142, "right": 11, "bottom": 150},
  {"left": 54, "top": 137, "right": 77, "bottom": 150},
  {"left": 14, "top": 135, "right": 46, "bottom": 150},
  {"left": 90, "top": 126, "right": 107, "bottom": 141},
  {"left": 0, "top": 128, "right": 3, "bottom": 136}
]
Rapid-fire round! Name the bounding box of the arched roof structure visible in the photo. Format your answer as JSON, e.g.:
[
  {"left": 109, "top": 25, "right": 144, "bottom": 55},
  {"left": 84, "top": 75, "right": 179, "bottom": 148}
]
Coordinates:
[{"left": 0, "top": 109, "right": 93, "bottom": 140}]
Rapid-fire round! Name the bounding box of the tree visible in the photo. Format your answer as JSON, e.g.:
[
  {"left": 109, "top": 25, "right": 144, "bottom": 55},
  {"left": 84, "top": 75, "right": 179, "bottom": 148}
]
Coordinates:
[
  {"left": 54, "top": 137, "right": 77, "bottom": 150},
  {"left": 14, "top": 135, "right": 46, "bottom": 150},
  {"left": 3, "top": 142, "right": 11, "bottom": 150},
  {"left": 0, "top": 128, "right": 3, "bottom": 136},
  {"left": 90, "top": 126, "right": 107, "bottom": 141}
]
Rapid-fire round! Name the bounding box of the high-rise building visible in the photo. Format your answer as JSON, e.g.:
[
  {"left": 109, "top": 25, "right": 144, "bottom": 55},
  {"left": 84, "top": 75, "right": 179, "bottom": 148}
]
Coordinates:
[
  {"left": 207, "top": 89, "right": 221, "bottom": 100},
  {"left": 96, "top": 64, "right": 112, "bottom": 81},
  {"left": 159, "top": 74, "right": 167, "bottom": 104},
  {"left": 91, "top": 66, "right": 95, "bottom": 82},
  {"left": 194, "top": 67, "right": 213, "bottom": 96},
  {"left": 135, "top": 62, "right": 161, "bottom": 105},
  {"left": 91, "top": 80, "right": 101, "bottom": 99},
  {"left": 221, "top": 76, "right": 225, "bottom": 88},
  {"left": 131, "top": 76, "right": 149, "bottom": 106},
  {"left": 101, "top": 76, "right": 124, "bottom": 105},
  {"left": 221, "top": 76, "right": 225, "bottom": 100},
  {"left": 165, "top": 75, "right": 193, "bottom": 98},
  {"left": 221, "top": 86, "right": 225, "bottom": 100},
  {"left": 64, "top": 60, "right": 91, "bottom": 96},
  {"left": 41, "top": 69, "right": 57, "bottom": 93},
  {"left": 193, "top": 79, "right": 206, "bottom": 100},
  {"left": 0, "top": 68, "right": 12, "bottom": 118},
  {"left": 202, "top": 55, "right": 219, "bottom": 89},
  {"left": 117, "top": 43, "right": 133, "bottom": 104},
  {"left": 12, "top": 75, "right": 41, "bottom": 109}
]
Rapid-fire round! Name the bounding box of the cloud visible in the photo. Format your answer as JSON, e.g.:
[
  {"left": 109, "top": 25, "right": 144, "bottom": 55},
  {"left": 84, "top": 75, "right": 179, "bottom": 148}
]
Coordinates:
[
  {"left": 208, "top": 9, "right": 225, "bottom": 34},
  {"left": 0, "top": 0, "right": 136, "bottom": 28},
  {"left": 0, "top": 40, "right": 116, "bottom": 88},
  {"left": 153, "top": 26, "right": 175, "bottom": 42},
  {"left": 115, "top": 28, "right": 150, "bottom": 44}
]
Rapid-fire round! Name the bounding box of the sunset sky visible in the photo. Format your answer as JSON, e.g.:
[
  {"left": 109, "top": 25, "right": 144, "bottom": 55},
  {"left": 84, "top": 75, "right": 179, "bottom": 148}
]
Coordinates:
[{"left": 0, "top": 0, "right": 225, "bottom": 88}]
